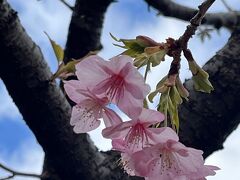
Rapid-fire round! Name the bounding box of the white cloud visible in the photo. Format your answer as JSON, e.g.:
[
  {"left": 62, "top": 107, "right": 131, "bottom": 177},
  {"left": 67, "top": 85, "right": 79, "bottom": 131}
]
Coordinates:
[{"left": 0, "top": 139, "right": 44, "bottom": 180}]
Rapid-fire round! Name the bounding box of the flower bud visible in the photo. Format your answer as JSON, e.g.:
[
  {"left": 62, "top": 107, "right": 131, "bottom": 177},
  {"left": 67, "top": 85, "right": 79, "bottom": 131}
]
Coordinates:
[{"left": 136, "top": 35, "right": 159, "bottom": 47}]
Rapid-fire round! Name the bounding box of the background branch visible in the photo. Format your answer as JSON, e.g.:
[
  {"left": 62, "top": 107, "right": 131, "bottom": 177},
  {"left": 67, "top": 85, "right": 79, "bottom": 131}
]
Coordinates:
[
  {"left": 64, "top": 0, "right": 113, "bottom": 61},
  {"left": 144, "top": 0, "right": 239, "bottom": 29},
  {"left": 0, "top": 163, "right": 41, "bottom": 180},
  {"left": 221, "top": 0, "right": 234, "bottom": 12},
  {"left": 0, "top": 1, "right": 107, "bottom": 179},
  {"left": 59, "top": 0, "right": 74, "bottom": 10}
]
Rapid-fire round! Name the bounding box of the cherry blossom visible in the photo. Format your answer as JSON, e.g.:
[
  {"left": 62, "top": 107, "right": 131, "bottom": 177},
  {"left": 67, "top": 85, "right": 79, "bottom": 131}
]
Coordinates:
[
  {"left": 64, "top": 80, "right": 122, "bottom": 133},
  {"left": 111, "top": 139, "right": 136, "bottom": 176},
  {"left": 75, "top": 55, "right": 150, "bottom": 118},
  {"left": 130, "top": 139, "right": 219, "bottom": 180},
  {"left": 102, "top": 109, "right": 175, "bottom": 153}
]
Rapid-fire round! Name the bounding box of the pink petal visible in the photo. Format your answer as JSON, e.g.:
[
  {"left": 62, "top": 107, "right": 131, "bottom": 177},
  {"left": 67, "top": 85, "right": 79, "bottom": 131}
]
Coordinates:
[
  {"left": 116, "top": 90, "right": 143, "bottom": 118},
  {"left": 130, "top": 149, "right": 155, "bottom": 177},
  {"left": 166, "top": 140, "right": 189, "bottom": 156},
  {"left": 102, "top": 108, "right": 122, "bottom": 127},
  {"left": 112, "top": 139, "right": 126, "bottom": 151},
  {"left": 121, "top": 152, "right": 136, "bottom": 176},
  {"left": 75, "top": 55, "right": 109, "bottom": 85},
  {"left": 138, "top": 108, "right": 165, "bottom": 125},
  {"left": 147, "top": 127, "right": 179, "bottom": 144},
  {"left": 73, "top": 119, "right": 101, "bottom": 133},
  {"left": 102, "top": 121, "right": 133, "bottom": 139},
  {"left": 108, "top": 55, "right": 133, "bottom": 73},
  {"left": 64, "top": 80, "right": 89, "bottom": 103},
  {"left": 124, "top": 63, "right": 151, "bottom": 99},
  {"left": 92, "top": 77, "right": 111, "bottom": 95},
  {"left": 70, "top": 105, "right": 101, "bottom": 133}
]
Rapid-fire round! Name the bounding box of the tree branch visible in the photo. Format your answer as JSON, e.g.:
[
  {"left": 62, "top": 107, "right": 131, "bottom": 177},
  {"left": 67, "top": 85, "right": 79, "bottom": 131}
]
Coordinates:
[
  {"left": 144, "top": 0, "right": 239, "bottom": 29},
  {"left": 64, "top": 0, "right": 113, "bottom": 61},
  {"left": 59, "top": 0, "right": 74, "bottom": 11},
  {"left": 0, "top": 1, "right": 108, "bottom": 179},
  {"left": 0, "top": 163, "right": 41, "bottom": 180},
  {"left": 178, "top": 0, "right": 215, "bottom": 48},
  {"left": 221, "top": 0, "right": 234, "bottom": 12},
  {"left": 167, "top": 0, "right": 215, "bottom": 83}
]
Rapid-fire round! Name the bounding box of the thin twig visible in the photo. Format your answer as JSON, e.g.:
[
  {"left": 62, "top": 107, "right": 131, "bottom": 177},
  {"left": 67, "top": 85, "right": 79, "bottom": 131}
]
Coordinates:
[
  {"left": 221, "top": 0, "right": 233, "bottom": 12},
  {"left": 168, "top": 0, "right": 216, "bottom": 76},
  {"left": 59, "top": 0, "right": 74, "bottom": 10},
  {"left": 179, "top": 0, "right": 215, "bottom": 48},
  {"left": 0, "top": 163, "right": 41, "bottom": 180}
]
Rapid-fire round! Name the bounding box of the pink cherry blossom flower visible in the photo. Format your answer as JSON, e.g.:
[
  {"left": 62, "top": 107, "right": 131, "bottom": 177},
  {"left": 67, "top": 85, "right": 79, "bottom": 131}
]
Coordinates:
[
  {"left": 130, "top": 139, "right": 219, "bottom": 180},
  {"left": 64, "top": 80, "right": 122, "bottom": 133},
  {"left": 102, "top": 109, "right": 176, "bottom": 153},
  {"left": 111, "top": 139, "right": 136, "bottom": 176},
  {"left": 75, "top": 55, "right": 150, "bottom": 118}
]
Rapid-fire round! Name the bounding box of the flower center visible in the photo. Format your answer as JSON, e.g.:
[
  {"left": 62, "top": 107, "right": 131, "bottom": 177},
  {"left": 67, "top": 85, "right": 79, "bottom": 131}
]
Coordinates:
[
  {"left": 125, "top": 123, "right": 149, "bottom": 151},
  {"left": 157, "top": 150, "right": 182, "bottom": 176},
  {"left": 107, "top": 74, "right": 124, "bottom": 101}
]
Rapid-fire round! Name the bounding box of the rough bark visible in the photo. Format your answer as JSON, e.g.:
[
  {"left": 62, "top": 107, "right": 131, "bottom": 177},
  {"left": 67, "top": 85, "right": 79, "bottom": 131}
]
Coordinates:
[
  {"left": 0, "top": 0, "right": 240, "bottom": 179},
  {"left": 145, "top": 0, "right": 239, "bottom": 29},
  {"left": 64, "top": 0, "right": 113, "bottom": 61},
  {"left": 0, "top": 1, "right": 107, "bottom": 179}
]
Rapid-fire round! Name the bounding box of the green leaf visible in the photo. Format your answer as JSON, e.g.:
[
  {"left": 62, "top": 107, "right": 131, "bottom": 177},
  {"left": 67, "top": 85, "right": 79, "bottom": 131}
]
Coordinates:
[
  {"left": 45, "top": 32, "right": 64, "bottom": 63},
  {"left": 188, "top": 61, "right": 198, "bottom": 75},
  {"left": 148, "top": 49, "right": 166, "bottom": 67},
  {"left": 156, "top": 76, "right": 168, "bottom": 89},
  {"left": 51, "top": 60, "right": 78, "bottom": 80},
  {"left": 176, "top": 77, "right": 189, "bottom": 100},
  {"left": 148, "top": 90, "right": 159, "bottom": 103},
  {"left": 110, "top": 33, "right": 121, "bottom": 42},
  {"left": 171, "top": 86, "right": 183, "bottom": 105},
  {"left": 113, "top": 43, "right": 127, "bottom": 49},
  {"left": 133, "top": 55, "right": 148, "bottom": 68},
  {"left": 122, "top": 49, "right": 141, "bottom": 57},
  {"left": 143, "top": 98, "right": 149, "bottom": 109},
  {"left": 192, "top": 75, "right": 214, "bottom": 93},
  {"left": 172, "top": 107, "right": 179, "bottom": 132}
]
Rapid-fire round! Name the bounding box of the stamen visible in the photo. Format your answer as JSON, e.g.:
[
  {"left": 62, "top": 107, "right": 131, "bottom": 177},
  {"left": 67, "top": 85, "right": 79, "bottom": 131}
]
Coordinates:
[
  {"left": 125, "top": 123, "right": 149, "bottom": 151},
  {"left": 106, "top": 75, "right": 124, "bottom": 101}
]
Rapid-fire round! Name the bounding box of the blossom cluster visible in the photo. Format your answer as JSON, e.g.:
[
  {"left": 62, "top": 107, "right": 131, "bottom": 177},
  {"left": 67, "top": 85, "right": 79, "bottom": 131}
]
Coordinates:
[{"left": 64, "top": 55, "right": 219, "bottom": 180}]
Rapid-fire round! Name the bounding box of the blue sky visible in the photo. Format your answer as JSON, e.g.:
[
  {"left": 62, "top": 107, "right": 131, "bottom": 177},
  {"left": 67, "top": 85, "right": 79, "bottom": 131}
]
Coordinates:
[{"left": 0, "top": 0, "right": 240, "bottom": 179}]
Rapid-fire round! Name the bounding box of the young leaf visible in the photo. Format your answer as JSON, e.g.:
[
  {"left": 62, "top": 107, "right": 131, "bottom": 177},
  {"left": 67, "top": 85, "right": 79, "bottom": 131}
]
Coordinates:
[
  {"left": 110, "top": 32, "right": 121, "bottom": 42},
  {"left": 51, "top": 60, "right": 78, "bottom": 80},
  {"left": 45, "top": 32, "right": 64, "bottom": 63}
]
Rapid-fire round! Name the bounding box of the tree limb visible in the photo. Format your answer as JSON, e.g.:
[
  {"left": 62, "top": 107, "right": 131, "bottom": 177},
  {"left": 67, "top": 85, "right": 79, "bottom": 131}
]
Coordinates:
[
  {"left": 144, "top": 0, "right": 239, "bottom": 29},
  {"left": 0, "top": 1, "right": 108, "bottom": 179},
  {"left": 0, "top": 163, "right": 41, "bottom": 180},
  {"left": 64, "top": 0, "right": 113, "bottom": 61},
  {"left": 59, "top": 0, "right": 74, "bottom": 11}
]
